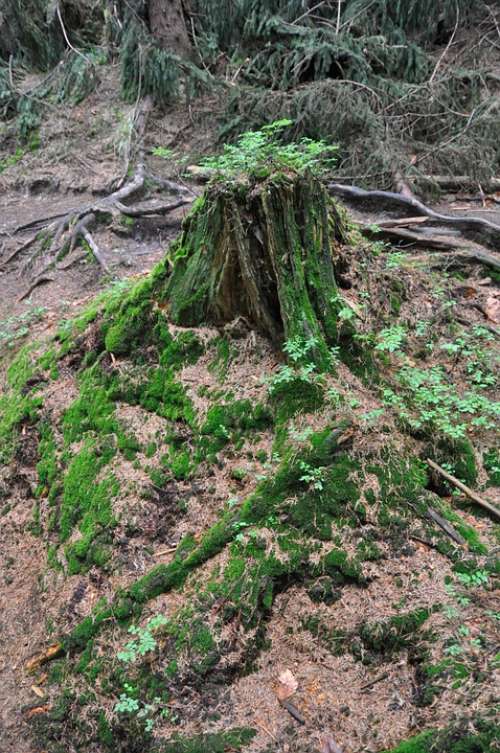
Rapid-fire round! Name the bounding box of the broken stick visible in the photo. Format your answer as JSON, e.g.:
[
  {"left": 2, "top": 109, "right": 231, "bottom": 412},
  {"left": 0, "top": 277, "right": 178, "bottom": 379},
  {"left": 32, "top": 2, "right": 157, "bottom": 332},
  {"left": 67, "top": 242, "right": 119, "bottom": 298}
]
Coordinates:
[{"left": 426, "top": 458, "right": 500, "bottom": 521}]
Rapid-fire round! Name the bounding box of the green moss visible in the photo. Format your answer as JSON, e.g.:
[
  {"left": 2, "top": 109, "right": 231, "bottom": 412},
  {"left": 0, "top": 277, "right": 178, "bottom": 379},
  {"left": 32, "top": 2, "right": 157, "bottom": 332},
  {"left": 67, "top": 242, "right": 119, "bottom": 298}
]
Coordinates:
[
  {"left": 269, "top": 375, "right": 324, "bottom": 422},
  {"left": 113, "top": 365, "right": 196, "bottom": 424},
  {"left": 483, "top": 448, "right": 500, "bottom": 486},
  {"left": 198, "top": 399, "right": 272, "bottom": 458},
  {"left": 0, "top": 389, "right": 42, "bottom": 464},
  {"left": 429, "top": 436, "right": 478, "bottom": 489},
  {"left": 357, "top": 607, "right": 431, "bottom": 654},
  {"left": 288, "top": 455, "right": 362, "bottom": 539},
  {"left": 382, "top": 720, "right": 499, "bottom": 753},
  {"left": 55, "top": 441, "right": 119, "bottom": 573},
  {"left": 159, "top": 728, "right": 256, "bottom": 752},
  {"left": 6, "top": 343, "right": 37, "bottom": 390},
  {"left": 63, "top": 368, "right": 118, "bottom": 443},
  {"left": 36, "top": 423, "right": 59, "bottom": 499}
]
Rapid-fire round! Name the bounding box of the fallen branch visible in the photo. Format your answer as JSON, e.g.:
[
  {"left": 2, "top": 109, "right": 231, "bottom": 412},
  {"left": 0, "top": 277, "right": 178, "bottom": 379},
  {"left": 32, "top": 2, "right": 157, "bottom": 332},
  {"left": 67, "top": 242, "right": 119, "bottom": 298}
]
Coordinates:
[
  {"left": 426, "top": 507, "right": 465, "bottom": 545},
  {"left": 82, "top": 228, "right": 110, "bottom": 274},
  {"left": 280, "top": 699, "right": 305, "bottom": 725},
  {"left": 377, "top": 216, "right": 429, "bottom": 228},
  {"left": 360, "top": 672, "right": 389, "bottom": 692},
  {"left": 361, "top": 224, "right": 462, "bottom": 251},
  {"left": 426, "top": 458, "right": 500, "bottom": 521},
  {"left": 329, "top": 183, "right": 500, "bottom": 249}
]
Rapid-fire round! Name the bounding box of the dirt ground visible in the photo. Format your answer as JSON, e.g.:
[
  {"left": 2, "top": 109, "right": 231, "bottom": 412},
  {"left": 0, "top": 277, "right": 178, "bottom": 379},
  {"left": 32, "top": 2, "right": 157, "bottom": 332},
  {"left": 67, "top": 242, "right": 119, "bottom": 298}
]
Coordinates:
[{"left": 1, "top": 66, "right": 499, "bottom": 753}]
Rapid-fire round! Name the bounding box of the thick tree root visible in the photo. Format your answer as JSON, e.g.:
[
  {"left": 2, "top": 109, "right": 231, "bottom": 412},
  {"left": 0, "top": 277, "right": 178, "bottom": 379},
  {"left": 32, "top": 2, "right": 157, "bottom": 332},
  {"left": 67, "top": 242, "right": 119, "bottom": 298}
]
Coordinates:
[{"left": 329, "top": 183, "right": 500, "bottom": 250}]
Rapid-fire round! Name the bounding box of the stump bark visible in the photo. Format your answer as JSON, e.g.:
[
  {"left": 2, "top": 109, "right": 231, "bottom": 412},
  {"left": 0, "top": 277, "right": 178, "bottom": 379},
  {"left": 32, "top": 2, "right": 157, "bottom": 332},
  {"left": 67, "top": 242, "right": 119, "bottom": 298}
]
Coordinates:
[{"left": 165, "top": 171, "right": 352, "bottom": 367}]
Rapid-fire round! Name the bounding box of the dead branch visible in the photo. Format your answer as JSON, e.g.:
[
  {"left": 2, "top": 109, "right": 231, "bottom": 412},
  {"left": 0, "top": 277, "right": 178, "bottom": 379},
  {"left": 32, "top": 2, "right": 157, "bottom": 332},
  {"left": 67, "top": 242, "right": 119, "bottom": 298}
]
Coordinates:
[
  {"left": 426, "top": 507, "right": 465, "bottom": 545},
  {"left": 377, "top": 216, "right": 429, "bottom": 228},
  {"left": 280, "top": 699, "right": 305, "bottom": 725},
  {"left": 329, "top": 183, "right": 500, "bottom": 249},
  {"left": 360, "top": 672, "right": 389, "bottom": 692},
  {"left": 81, "top": 229, "right": 110, "bottom": 274},
  {"left": 426, "top": 459, "right": 500, "bottom": 521},
  {"left": 321, "top": 737, "right": 344, "bottom": 753},
  {"left": 25, "top": 643, "right": 63, "bottom": 673},
  {"left": 361, "top": 224, "right": 463, "bottom": 251},
  {"left": 114, "top": 198, "right": 192, "bottom": 217}
]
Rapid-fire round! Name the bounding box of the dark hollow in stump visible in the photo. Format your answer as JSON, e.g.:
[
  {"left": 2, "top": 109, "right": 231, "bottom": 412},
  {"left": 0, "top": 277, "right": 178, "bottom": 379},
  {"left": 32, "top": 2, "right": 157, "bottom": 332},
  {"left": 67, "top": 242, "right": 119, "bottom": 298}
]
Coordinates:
[{"left": 164, "top": 171, "right": 353, "bottom": 367}]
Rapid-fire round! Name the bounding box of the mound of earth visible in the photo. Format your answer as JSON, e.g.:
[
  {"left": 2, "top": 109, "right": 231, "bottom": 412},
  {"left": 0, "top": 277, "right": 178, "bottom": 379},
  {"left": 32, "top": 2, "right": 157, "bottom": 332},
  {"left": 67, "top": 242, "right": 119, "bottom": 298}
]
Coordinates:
[{"left": 0, "top": 169, "right": 498, "bottom": 753}]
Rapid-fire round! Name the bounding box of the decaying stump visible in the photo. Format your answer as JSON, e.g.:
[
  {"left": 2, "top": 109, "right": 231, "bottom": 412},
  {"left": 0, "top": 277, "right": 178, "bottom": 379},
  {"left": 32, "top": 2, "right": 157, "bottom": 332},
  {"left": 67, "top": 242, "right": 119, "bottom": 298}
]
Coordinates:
[{"left": 165, "top": 171, "right": 353, "bottom": 367}]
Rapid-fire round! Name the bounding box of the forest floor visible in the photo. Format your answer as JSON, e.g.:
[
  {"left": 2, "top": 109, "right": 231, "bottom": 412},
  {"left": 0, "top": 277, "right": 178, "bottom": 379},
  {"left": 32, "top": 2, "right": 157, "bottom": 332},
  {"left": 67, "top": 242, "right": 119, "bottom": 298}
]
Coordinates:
[{"left": 0, "top": 65, "right": 499, "bottom": 753}]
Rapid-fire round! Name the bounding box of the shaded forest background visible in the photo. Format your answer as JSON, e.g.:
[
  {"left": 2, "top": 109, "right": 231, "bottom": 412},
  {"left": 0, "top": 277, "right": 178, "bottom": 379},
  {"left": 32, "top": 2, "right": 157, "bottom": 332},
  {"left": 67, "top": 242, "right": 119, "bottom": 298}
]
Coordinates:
[{"left": 1, "top": 0, "right": 499, "bottom": 189}]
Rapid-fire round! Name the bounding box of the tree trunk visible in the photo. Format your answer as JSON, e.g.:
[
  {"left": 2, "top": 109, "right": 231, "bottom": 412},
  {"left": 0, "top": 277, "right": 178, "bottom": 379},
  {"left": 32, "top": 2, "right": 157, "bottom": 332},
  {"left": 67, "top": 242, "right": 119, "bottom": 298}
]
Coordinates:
[
  {"left": 164, "top": 171, "right": 354, "bottom": 368},
  {"left": 147, "top": 0, "right": 192, "bottom": 58}
]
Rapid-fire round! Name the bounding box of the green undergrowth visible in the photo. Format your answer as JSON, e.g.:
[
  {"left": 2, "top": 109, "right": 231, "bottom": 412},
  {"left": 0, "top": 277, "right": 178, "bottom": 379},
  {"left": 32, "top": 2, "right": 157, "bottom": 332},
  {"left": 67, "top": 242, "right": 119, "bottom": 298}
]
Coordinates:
[
  {"left": 382, "top": 719, "right": 498, "bottom": 753},
  {"left": 61, "top": 434, "right": 437, "bottom": 653},
  {"left": 303, "top": 606, "right": 433, "bottom": 661}
]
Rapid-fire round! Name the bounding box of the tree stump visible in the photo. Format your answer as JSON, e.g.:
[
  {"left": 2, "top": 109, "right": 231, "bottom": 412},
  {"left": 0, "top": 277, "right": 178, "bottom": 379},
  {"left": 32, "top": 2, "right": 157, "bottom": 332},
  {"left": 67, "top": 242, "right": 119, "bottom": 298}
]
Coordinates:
[{"left": 165, "top": 171, "right": 353, "bottom": 367}]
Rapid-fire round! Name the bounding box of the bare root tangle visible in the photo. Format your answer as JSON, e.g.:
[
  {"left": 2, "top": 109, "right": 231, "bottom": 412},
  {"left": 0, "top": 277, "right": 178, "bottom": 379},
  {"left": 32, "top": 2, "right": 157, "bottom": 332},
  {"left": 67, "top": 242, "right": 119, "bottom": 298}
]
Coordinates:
[
  {"left": 1, "top": 160, "right": 193, "bottom": 298},
  {"left": 329, "top": 182, "right": 500, "bottom": 250}
]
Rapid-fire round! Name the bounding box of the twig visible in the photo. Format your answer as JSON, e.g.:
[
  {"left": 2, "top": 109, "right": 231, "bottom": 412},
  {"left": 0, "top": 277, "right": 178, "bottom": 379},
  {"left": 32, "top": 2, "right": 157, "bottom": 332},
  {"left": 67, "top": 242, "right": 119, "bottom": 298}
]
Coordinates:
[
  {"left": 429, "top": 3, "right": 460, "bottom": 84},
  {"left": 292, "top": 0, "right": 328, "bottom": 26},
  {"left": 154, "top": 547, "right": 178, "bottom": 557},
  {"left": 82, "top": 229, "right": 111, "bottom": 274},
  {"left": 56, "top": 2, "right": 93, "bottom": 65},
  {"left": 280, "top": 699, "right": 305, "bottom": 725},
  {"left": 336, "top": 0, "right": 343, "bottom": 34},
  {"left": 321, "top": 737, "right": 344, "bottom": 753},
  {"left": 360, "top": 672, "right": 389, "bottom": 692},
  {"left": 255, "top": 720, "right": 278, "bottom": 742},
  {"left": 426, "top": 459, "right": 500, "bottom": 521}
]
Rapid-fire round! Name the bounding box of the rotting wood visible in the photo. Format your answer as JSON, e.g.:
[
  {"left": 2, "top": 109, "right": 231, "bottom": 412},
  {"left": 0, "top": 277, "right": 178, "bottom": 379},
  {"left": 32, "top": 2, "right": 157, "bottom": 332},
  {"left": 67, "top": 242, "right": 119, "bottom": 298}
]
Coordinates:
[
  {"left": 426, "top": 459, "right": 500, "bottom": 521},
  {"left": 25, "top": 643, "right": 63, "bottom": 673}
]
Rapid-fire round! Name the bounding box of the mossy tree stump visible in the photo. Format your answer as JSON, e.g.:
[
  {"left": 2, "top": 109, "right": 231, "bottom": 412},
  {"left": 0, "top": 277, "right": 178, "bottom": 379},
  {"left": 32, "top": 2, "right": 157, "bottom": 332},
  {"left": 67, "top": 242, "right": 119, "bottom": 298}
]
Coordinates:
[{"left": 165, "top": 171, "right": 353, "bottom": 367}]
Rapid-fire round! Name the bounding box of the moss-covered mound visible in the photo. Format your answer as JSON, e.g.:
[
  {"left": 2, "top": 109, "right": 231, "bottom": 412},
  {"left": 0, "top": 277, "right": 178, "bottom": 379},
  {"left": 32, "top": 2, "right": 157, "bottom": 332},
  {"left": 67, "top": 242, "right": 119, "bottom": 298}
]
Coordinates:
[{"left": 0, "top": 169, "right": 498, "bottom": 753}]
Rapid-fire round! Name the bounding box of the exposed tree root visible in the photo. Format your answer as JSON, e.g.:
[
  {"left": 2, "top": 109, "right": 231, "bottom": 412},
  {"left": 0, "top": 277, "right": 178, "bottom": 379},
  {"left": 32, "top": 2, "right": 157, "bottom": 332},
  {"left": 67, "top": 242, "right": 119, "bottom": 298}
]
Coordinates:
[
  {"left": 2, "top": 160, "right": 193, "bottom": 296},
  {"left": 329, "top": 183, "right": 500, "bottom": 250}
]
